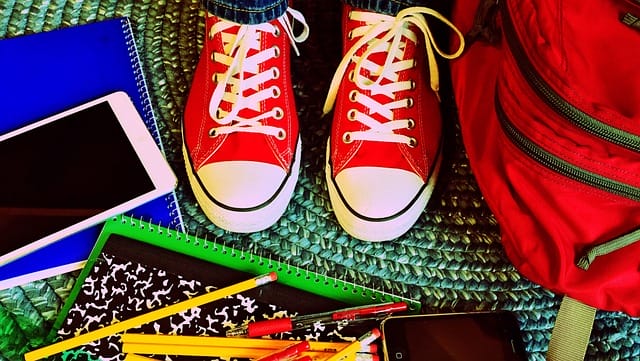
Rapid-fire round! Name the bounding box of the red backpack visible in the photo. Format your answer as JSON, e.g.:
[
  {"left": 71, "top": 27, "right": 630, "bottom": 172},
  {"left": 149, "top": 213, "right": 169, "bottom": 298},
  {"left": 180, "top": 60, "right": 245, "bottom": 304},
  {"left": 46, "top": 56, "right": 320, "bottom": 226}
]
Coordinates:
[{"left": 450, "top": 0, "right": 640, "bottom": 358}]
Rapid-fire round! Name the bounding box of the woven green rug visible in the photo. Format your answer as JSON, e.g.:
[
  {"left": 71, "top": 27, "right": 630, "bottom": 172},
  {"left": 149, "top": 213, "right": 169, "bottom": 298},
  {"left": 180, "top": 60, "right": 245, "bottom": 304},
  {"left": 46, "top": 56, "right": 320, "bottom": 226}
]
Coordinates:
[{"left": 0, "top": 1, "right": 638, "bottom": 360}]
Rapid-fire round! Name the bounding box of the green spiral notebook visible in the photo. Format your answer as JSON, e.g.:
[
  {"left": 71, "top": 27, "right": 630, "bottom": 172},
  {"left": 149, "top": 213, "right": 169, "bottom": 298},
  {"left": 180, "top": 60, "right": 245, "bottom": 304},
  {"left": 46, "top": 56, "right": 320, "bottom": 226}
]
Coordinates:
[{"left": 48, "top": 215, "right": 419, "bottom": 359}]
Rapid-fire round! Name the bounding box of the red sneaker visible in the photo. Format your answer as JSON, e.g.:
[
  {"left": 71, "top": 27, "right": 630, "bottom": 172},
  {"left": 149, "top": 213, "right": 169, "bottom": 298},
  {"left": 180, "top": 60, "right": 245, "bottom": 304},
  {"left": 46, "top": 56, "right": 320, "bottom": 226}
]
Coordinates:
[
  {"left": 183, "top": 8, "right": 309, "bottom": 233},
  {"left": 323, "top": 5, "right": 464, "bottom": 241}
]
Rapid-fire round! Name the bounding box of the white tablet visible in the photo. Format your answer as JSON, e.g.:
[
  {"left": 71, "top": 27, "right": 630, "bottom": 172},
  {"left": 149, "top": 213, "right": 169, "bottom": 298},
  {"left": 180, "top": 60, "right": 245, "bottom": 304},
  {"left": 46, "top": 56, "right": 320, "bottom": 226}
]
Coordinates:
[{"left": 0, "top": 91, "right": 177, "bottom": 265}]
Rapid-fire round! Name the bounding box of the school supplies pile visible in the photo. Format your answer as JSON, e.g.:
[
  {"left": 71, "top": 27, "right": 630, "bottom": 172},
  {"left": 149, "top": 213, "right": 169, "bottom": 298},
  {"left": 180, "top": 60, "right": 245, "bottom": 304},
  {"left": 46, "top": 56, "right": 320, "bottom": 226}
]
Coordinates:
[
  {"left": 26, "top": 273, "right": 278, "bottom": 360},
  {"left": 29, "top": 216, "right": 411, "bottom": 360}
]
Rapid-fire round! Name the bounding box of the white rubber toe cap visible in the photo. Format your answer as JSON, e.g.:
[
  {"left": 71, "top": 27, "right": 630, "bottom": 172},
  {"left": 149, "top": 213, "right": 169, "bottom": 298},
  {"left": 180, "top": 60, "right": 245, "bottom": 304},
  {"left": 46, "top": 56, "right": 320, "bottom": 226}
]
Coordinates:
[
  {"left": 334, "top": 166, "right": 424, "bottom": 219},
  {"left": 197, "top": 161, "right": 287, "bottom": 209}
]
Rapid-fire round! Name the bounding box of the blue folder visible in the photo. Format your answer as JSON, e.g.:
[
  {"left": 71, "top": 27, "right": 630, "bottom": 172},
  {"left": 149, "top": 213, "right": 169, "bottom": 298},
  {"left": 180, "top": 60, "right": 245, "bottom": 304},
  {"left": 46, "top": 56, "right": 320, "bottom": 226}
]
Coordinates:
[{"left": 0, "top": 17, "right": 183, "bottom": 288}]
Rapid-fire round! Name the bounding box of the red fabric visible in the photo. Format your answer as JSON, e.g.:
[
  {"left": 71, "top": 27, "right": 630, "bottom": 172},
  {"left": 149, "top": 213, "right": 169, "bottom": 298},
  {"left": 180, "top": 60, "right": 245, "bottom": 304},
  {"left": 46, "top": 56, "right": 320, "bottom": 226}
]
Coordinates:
[{"left": 451, "top": 0, "right": 640, "bottom": 315}]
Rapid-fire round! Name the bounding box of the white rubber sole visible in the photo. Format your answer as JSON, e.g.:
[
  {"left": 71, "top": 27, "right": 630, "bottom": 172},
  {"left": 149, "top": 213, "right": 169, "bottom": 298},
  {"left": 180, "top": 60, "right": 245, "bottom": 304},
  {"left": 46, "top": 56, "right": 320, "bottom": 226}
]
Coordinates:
[
  {"left": 325, "top": 138, "right": 441, "bottom": 241},
  {"left": 183, "top": 138, "right": 301, "bottom": 233}
]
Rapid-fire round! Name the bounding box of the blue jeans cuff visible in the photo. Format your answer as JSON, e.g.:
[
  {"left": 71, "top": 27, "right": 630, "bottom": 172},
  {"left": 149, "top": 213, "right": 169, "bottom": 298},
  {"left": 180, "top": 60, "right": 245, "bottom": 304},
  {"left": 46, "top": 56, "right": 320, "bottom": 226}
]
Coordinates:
[
  {"left": 201, "top": 0, "right": 288, "bottom": 24},
  {"left": 343, "top": 0, "right": 447, "bottom": 16}
]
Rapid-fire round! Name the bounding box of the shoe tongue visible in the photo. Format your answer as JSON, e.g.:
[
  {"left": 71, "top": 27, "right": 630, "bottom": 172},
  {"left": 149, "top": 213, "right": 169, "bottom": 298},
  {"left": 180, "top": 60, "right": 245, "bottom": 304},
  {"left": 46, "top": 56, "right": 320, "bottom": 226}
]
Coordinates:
[
  {"left": 351, "top": 33, "right": 417, "bottom": 95},
  {"left": 351, "top": 25, "right": 416, "bottom": 66},
  {"left": 214, "top": 20, "right": 272, "bottom": 64}
]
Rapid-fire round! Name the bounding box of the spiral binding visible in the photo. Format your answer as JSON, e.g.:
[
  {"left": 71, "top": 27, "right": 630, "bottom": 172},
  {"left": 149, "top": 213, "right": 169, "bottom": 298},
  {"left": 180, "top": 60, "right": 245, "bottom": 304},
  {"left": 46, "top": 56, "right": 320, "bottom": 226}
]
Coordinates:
[
  {"left": 114, "top": 215, "right": 422, "bottom": 312},
  {"left": 120, "top": 18, "right": 184, "bottom": 230}
]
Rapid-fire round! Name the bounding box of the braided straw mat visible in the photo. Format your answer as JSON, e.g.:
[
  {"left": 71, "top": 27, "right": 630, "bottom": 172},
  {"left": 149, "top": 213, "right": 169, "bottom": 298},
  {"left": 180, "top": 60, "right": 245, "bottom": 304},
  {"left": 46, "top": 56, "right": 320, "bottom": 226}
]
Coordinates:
[{"left": 0, "top": 1, "right": 638, "bottom": 360}]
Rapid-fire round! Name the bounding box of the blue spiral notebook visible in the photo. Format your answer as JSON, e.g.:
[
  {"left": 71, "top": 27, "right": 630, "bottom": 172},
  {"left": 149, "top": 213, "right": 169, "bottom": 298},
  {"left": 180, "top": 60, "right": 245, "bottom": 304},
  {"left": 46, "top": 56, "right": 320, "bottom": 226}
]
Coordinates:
[{"left": 0, "top": 17, "right": 183, "bottom": 289}]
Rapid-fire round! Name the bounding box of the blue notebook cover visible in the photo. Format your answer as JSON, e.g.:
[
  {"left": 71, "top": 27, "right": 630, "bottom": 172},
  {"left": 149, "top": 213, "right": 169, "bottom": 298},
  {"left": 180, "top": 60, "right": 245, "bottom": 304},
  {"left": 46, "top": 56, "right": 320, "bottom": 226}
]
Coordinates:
[{"left": 0, "top": 17, "right": 183, "bottom": 288}]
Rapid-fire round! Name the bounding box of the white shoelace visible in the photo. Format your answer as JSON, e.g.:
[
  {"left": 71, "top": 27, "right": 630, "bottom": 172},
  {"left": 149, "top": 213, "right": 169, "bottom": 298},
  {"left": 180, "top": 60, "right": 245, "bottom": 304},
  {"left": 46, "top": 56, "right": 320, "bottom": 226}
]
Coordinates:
[
  {"left": 323, "top": 7, "right": 465, "bottom": 146},
  {"left": 207, "top": 8, "right": 309, "bottom": 139}
]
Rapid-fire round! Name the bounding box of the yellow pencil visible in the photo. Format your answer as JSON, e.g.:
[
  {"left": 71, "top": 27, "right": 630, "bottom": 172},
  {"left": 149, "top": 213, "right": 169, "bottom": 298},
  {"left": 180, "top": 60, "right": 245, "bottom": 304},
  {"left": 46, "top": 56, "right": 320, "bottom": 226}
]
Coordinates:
[
  {"left": 123, "top": 343, "right": 279, "bottom": 358},
  {"left": 122, "top": 342, "right": 336, "bottom": 359},
  {"left": 121, "top": 333, "right": 352, "bottom": 352},
  {"left": 24, "top": 273, "right": 277, "bottom": 361},
  {"left": 122, "top": 344, "right": 377, "bottom": 361},
  {"left": 120, "top": 334, "right": 378, "bottom": 360},
  {"left": 325, "top": 329, "right": 381, "bottom": 361}
]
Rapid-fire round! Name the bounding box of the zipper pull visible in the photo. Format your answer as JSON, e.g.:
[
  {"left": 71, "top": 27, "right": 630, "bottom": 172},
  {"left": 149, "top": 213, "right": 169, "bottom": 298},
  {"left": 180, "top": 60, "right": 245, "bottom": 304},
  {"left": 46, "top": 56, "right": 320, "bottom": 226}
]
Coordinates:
[
  {"left": 577, "top": 227, "right": 640, "bottom": 270},
  {"left": 621, "top": 12, "right": 640, "bottom": 32},
  {"left": 465, "top": 0, "right": 502, "bottom": 47}
]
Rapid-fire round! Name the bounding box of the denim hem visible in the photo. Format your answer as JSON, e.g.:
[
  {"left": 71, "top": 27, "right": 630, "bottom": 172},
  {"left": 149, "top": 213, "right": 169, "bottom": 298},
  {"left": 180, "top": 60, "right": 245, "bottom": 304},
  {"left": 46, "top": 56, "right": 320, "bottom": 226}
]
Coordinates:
[
  {"left": 343, "top": 0, "right": 446, "bottom": 16},
  {"left": 202, "top": 0, "right": 288, "bottom": 24}
]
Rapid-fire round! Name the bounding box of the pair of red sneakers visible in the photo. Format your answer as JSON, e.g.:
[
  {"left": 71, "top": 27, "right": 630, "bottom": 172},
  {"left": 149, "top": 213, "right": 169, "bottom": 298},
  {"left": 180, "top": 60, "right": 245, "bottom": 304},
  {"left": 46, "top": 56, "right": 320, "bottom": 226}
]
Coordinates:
[{"left": 183, "top": 5, "right": 464, "bottom": 241}]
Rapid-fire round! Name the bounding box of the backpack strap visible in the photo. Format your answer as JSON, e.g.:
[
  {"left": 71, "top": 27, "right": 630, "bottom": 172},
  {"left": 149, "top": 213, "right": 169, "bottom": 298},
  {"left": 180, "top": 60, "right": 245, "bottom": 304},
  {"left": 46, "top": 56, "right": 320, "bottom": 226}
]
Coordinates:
[{"left": 547, "top": 296, "right": 596, "bottom": 361}]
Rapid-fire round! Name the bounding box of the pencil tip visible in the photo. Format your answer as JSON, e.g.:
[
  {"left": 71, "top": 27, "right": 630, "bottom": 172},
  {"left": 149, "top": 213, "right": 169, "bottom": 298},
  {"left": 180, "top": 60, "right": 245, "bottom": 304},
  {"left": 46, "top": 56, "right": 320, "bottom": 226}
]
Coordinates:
[
  {"left": 372, "top": 328, "right": 381, "bottom": 338},
  {"left": 360, "top": 328, "right": 382, "bottom": 345},
  {"left": 256, "top": 272, "right": 278, "bottom": 286}
]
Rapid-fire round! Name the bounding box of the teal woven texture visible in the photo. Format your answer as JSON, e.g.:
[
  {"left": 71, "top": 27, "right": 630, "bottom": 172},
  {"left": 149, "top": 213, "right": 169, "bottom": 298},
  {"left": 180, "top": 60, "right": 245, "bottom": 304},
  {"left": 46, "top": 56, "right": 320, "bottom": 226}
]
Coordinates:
[{"left": 0, "top": 1, "right": 638, "bottom": 360}]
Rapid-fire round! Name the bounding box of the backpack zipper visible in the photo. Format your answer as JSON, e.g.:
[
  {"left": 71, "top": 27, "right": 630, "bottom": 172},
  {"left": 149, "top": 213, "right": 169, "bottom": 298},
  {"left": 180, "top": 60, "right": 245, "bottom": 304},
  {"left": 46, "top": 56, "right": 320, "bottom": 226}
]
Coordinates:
[
  {"left": 496, "top": 98, "right": 640, "bottom": 270},
  {"left": 496, "top": 99, "right": 640, "bottom": 203},
  {"left": 622, "top": 12, "right": 640, "bottom": 32},
  {"left": 497, "top": 2, "right": 640, "bottom": 270},
  {"left": 500, "top": 2, "right": 640, "bottom": 153}
]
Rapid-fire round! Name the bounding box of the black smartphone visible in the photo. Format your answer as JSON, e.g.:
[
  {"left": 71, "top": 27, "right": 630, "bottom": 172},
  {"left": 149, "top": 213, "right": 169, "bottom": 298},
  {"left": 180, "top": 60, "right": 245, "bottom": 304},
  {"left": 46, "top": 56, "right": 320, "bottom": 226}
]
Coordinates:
[{"left": 381, "top": 311, "right": 527, "bottom": 361}]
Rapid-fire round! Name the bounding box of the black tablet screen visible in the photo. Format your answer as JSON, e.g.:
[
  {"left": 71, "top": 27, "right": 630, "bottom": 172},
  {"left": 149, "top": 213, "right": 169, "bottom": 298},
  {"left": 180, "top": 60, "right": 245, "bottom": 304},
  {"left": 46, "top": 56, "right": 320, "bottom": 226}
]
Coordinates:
[{"left": 0, "top": 101, "right": 155, "bottom": 256}]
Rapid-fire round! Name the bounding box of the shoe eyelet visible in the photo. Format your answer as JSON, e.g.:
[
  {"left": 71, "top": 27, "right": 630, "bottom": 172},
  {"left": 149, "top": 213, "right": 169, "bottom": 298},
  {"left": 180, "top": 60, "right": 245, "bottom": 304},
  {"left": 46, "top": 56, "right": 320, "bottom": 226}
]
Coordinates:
[
  {"left": 347, "top": 109, "right": 357, "bottom": 121},
  {"left": 273, "top": 26, "right": 281, "bottom": 37},
  {"left": 272, "top": 67, "right": 280, "bottom": 80},
  {"left": 412, "top": 59, "right": 417, "bottom": 68},
  {"left": 272, "top": 86, "right": 281, "bottom": 98},
  {"left": 273, "top": 46, "right": 281, "bottom": 58},
  {"left": 406, "top": 97, "right": 414, "bottom": 109},
  {"left": 208, "top": 128, "right": 218, "bottom": 137},
  {"left": 342, "top": 132, "right": 353, "bottom": 144},
  {"left": 408, "top": 137, "right": 418, "bottom": 148},
  {"left": 410, "top": 80, "right": 416, "bottom": 90},
  {"left": 276, "top": 129, "right": 286, "bottom": 140},
  {"left": 348, "top": 70, "right": 355, "bottom": 82},
  {"left": 407, "top": 118, "right": 415, "bottom": 129},
  {"left": 347, "top": 30, "right": 353, "bottom": 40},
  {"left": 349, "top": 90, "right": 358, "bottom": 102},
  {"left": 273, "top": 107, "right": 284, "bottom": 120}
]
